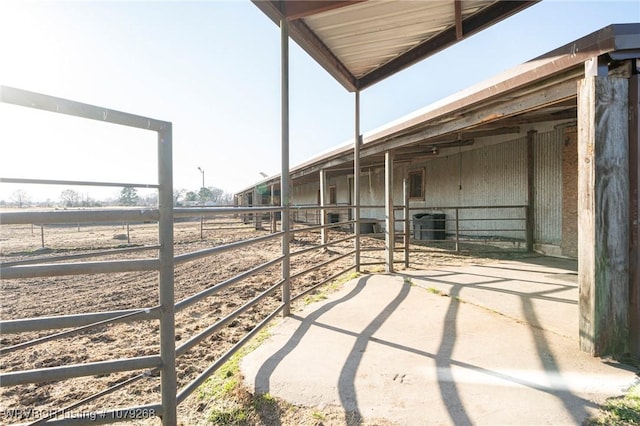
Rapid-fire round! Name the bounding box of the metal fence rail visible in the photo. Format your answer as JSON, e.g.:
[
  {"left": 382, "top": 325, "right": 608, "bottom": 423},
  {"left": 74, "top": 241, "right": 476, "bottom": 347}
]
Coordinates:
[
  {"left": 1, "top": 86, "right": 532, "bottom": 425},
  {"left": 0, "top": 87, "right": 367, "bottom": 425}
]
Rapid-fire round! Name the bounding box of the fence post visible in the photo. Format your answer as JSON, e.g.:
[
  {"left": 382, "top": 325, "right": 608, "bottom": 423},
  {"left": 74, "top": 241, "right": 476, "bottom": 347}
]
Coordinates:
[
  {"left": 280, "top": 19, "right": 291, "bottom": 317},
  {"left": 40, "top": 225, "right": 45, "bottom": 248},
  {"left": 354, "top": 93, "right": 361, "bottom": 273},
  {"left": 385, "top": 150, "right": 395, "bottom": 273},
  {"left": 320, "top": 169, "right": 327, "bottom": 247},
  {"left": 127, "top": 223, "right": 130, "bottom": 245},
  {"left": 403, "top": 178, "right": 409, "bottom": 268},
  {"left": 157, "top": 123, "right": 177, "bottom": 425},
  {"left": 454, "top": 208, "right": 460, "bottom": 252}
]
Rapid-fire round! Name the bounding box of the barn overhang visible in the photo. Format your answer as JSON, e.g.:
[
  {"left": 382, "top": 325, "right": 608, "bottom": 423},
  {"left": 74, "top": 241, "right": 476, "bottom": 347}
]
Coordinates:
[
  {"left": 237, "top": 24, "right": 640, "bottom": 193},
  {"left": 237, "top": 23, "right": 640, "bottom": 358},
  {"left": 252, "top": 0, "right": 539, "bottom": 91}
]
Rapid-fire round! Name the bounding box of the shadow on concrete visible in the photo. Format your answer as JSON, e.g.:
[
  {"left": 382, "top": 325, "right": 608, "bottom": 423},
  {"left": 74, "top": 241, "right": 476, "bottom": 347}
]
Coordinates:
[
  {"left": 243, "top": 257, "right": 631, "bottom": 424},
  {"left": 253, "top": 276, "right": 370, "bottom": 425},
  {"left": 422, "top": 270, "right": 577, "bottom": 305},
  {"left": 521, "top": 295, "right": 590, "bottom": 423},
  {"left": 336, "top": 279, "right": 411, "bottom": 424},
  {"left": 400, "top": 257, "right": 591, "bottom": 423},
  {"left": 435, "top": 282, "right": 473, "bottom": 425}
]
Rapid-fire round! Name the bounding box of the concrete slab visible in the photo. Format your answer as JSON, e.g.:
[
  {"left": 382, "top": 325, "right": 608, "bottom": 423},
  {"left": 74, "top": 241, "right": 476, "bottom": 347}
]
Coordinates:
[
  {"left": 403, "top": 256, "right": 580, "bottom": 339},
  {"left": 241, "top": 258, "right": 638, "bottom": 425}
]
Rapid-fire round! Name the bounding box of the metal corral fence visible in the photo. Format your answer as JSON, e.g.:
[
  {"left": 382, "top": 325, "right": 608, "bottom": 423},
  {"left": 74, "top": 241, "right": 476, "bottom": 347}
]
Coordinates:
[
  {"left": 0, "top": 87, "right": 359, "bottom": 425},
  {"left": 0, "top": 87, "right": 529, "bottom": 425}
]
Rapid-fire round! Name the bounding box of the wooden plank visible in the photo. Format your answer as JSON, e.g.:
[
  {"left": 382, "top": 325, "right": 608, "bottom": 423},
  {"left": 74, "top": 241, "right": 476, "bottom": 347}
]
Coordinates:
[
  {"left": 362, "top": 79, "right": 577, "bottom": 159},
  {"left": 629, "top": 74, "right": 640, "bottom": 359},
  {"left": 454, "top": 0, "right": 463, "bottom": 40},
  {"left": 578, "top": 76, "right": 630, "bottom": 356},
  {"left": 561, "top": 127, "right": 579, "bottom": 258}
]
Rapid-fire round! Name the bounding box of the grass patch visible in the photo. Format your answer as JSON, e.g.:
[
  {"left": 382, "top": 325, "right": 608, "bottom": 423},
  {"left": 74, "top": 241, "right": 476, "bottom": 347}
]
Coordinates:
[
  {"left": 197, "top": 328, "right": 273, "bottom": 424},
  {"left": 587, "top": 383, "right": 640, "bottom": 425},
  {"left": 198, "top": 271, "right": 362, "bottom": 424},
  {"left": 304, "top": 292, "right": 328, "bottom": 305},
  {"left": 426, "top": 286, "right": 444, "bottom": 296},
  {"left": 303, "top": 271, "right": 360, "bottom": 306}
]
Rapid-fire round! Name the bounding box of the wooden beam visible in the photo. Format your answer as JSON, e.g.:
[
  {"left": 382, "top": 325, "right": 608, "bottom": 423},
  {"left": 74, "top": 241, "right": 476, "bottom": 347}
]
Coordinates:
[
  {"left": 280, "top": 1, "right": 364, "bottom": 20},
  {"left": 454, "top": 0, "right": 463, "bottom": 40},
  {"left": 629, "top": 73, "right": 640, "bottom": 359},
  {"left": 578, "top": 75, "right": 630, "bottom": 356},
  {"left": 362, "top": 79, "right": 577, "bottom": 158},
  {"left": 495, "top": 108, "right": 576, "bottom": 126},
  {"left": 289, "top": 79, "right": 574, "bottom": 180}
]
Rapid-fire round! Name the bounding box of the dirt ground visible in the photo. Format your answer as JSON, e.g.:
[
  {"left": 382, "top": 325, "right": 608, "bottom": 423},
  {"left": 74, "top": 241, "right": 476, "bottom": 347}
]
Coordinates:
[{"left": 0, "top": 215, "right": 530, "bottom": 425}]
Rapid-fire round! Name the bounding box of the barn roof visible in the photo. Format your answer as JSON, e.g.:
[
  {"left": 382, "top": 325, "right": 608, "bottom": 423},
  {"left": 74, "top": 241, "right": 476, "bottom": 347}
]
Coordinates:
[
  {"left": 252, "top": 0, "right": 539, "bottom": 91},
  {"left": 237, "top": 23, "right": 640, "bottom": 192}
]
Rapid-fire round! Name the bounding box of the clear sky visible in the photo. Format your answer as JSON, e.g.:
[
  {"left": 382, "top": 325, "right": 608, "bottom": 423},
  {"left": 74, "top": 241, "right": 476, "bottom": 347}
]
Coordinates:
[{"left": 0, "top": 0, "right": 638, "bottom": 203}]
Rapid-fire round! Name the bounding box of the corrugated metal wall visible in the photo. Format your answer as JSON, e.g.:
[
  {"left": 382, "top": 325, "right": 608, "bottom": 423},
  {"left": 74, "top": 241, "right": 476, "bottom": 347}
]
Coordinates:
[
  {"left": 423, "top": 137, "right": 528, "bottom": 207},
  {"left": 289, "top": 129, "right": 564, "bottom": 246},
  {"left": 415, "top": 137, "right": 528, "bottom": 238},
  {"left": 533, "top": 129, "right": 563, "bottom": 244}
]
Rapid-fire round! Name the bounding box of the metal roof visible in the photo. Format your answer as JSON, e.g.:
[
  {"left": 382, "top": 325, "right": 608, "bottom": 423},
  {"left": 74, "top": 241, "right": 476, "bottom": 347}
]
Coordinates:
[
  {"left": 236, "top": 23, "right": 640, "bottom": 192},
  {"left": 252, "top": 0, "right": 539, "bottom": 91}
]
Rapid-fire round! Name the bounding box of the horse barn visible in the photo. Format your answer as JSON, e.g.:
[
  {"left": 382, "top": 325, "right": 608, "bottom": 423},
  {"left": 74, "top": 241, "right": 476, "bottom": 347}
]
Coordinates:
[
  {"left": 1, "top": 1, "right": 640, "bottom": 425},
  {"left": 236, "top": 21, "right": 640, "bottom": 358}
]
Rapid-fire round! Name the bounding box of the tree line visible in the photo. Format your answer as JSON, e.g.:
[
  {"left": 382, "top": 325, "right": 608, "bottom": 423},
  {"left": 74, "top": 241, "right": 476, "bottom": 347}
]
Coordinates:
[{"left": 1, "top": 186, "right": 233, "bottom": 208}]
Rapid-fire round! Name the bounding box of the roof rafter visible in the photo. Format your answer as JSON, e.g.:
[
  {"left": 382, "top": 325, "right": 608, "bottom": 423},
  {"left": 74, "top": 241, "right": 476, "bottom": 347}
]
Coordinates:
[
  {"left": 279, "top": 1, "right": 365, "bottom": 20},
  {"left": 358, "top": 0, "right": 540, "bottom": 89}
]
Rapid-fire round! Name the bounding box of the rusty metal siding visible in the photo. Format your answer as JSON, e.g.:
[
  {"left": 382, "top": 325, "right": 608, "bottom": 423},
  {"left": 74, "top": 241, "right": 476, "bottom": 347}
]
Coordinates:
[
  {"left": 424, "top": 137, "right": 527, "bottom": 207},
  {"left": 420, "top": 137, "right": 527, "bottom": 238},
  {"left": 533, "top": 129, "right": 563, "bottom": 244}
]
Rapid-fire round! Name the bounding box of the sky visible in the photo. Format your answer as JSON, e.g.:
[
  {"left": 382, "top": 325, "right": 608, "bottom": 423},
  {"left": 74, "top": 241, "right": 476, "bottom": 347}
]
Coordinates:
[{"left": 0, "top": 0, "right": 638, "bottom": 203}]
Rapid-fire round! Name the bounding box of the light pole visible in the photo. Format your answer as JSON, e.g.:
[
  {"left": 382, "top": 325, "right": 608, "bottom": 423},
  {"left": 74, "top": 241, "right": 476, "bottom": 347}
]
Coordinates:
[
  {"left": 197, "top": 166, "right": 205, "bottom": 239},
  {"left": 197, "top": 166, "right": 205, "bottom": 189}
]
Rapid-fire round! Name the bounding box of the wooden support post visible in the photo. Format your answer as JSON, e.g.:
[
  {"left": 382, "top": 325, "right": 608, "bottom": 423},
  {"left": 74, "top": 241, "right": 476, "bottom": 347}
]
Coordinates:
[
  {"left": 526, "top": 130, "right": 536, "bottom": 252},
  {"left": 629, "top": 73, "right": 640, "bottom": 359},
  {"left": 320, "top": 169, "right": 327, "bottom": 246},
  {"left": 254, "top": 187, "right": 262, "bottom": 230},
  {"left": 578, "top": 74, "right": 630, "bottom": 356},
  {"left": 385, "top": 150, "right": 395, "bottom": 273}
]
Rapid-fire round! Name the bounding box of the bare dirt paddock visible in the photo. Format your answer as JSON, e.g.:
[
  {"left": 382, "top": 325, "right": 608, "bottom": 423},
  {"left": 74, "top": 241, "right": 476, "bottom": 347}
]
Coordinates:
[{"left": 0, "top": 217, "right": 529, "bottom": 425}]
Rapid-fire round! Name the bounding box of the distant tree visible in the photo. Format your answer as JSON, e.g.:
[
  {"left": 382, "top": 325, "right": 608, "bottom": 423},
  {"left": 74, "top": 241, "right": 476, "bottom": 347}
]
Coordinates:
[
  {"left": 119, "top": 187, "right": 139, "bottom": 206},
  {"left": 184, "top": 191, "right": 197, "bottom": 204},
  {"left": 173, "top": 189, "right": 186, "bottom": 206},
  {"left": 198, "top": 187, "right": 212, "bottom": 205},
  {"left": 193, "top": 186, "right": 231, "bottom": 205},
  {"left": 219, "top": 192, "right": 233, "bottom": 206},
  {"left": 10, "top": 189, "right": 30, "bottom": 208},
  {"left": 60, "top": 189, "right": 80, "bottom": 207},
  {"left": 142, "top": 193, "right": 158, "bottom": 206}
]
